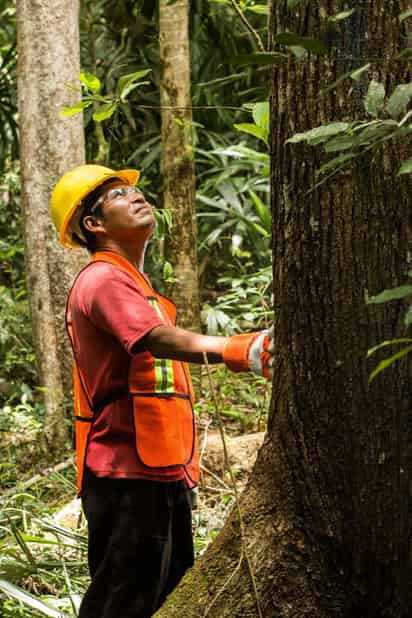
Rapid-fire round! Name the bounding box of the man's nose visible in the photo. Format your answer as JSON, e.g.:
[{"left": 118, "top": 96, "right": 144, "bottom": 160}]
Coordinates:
[{"left": 131, "top": 191, "right": 146, "bottom": 203}]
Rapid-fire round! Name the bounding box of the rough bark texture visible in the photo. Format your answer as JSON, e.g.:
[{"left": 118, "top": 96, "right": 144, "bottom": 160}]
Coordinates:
[
  {"left": 156, "top": 2, "right": 412, "bottom": 617},
  {"left": 16, "top": 0, "right": 85, "bottom": 450},
  {"left": 159, "top": 0, "right": 201, "bottom": 332}
]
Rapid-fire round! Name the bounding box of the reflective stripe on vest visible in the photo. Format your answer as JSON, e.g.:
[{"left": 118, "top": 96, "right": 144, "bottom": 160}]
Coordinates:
[{"left": 147, "top": 297, "right": 175, "bottom": 394}]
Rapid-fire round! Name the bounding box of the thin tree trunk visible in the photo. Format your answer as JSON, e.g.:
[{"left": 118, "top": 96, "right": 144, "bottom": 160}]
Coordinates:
[
  {"left": 16, "top": 0, "right": 85, "bottom": 452},
  {"left": 159, "top": 0, "right": 201, "bottom": 332},
  {"left": 156, "top": 2, "right": 412, "bottom": 616}
]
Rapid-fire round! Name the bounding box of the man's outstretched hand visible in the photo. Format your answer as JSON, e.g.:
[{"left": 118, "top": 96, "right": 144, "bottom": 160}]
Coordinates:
[{"left": 222, "top": 327, "right": 274, "bottom": 380}]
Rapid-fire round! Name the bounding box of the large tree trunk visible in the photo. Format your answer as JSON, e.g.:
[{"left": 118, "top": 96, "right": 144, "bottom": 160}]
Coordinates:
[
  {"left": 156, "top": 2, "right": 412, "bottom": 616},
  {"left": 159, "top": 0, "right": 201, "bottom": 332},
  {"left": 16, "top": 0, "right": 85, "bottom": 452}
]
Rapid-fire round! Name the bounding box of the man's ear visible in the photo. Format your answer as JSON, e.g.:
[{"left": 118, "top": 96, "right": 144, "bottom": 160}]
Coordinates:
[{"left": 83, "top": 214, "right": 106, "bottom": 235}]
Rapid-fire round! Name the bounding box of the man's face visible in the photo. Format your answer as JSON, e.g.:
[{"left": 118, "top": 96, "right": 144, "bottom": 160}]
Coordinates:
[{"left": 89, "top": 180, "right": 156, "bottom": 243}]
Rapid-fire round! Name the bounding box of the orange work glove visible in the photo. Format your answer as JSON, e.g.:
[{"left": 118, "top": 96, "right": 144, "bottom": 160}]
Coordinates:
[{"left": 222, "top": 327, "right": 273, "bottom": 379}]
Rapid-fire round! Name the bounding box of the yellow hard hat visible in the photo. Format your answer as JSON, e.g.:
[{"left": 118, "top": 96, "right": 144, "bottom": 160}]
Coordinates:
[{"left": 50, "top": 164, "right": 140, "bottom": 248}]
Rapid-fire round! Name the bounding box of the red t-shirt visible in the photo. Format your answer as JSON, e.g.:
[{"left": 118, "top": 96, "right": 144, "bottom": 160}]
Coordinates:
[{"left": 69, "top": 260, "right": 185, "bottom": 482}]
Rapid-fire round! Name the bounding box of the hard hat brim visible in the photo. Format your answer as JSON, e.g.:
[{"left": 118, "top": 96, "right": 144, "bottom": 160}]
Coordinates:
[{"left": 60, "top": 168, "right": 140, "bottom": 248}]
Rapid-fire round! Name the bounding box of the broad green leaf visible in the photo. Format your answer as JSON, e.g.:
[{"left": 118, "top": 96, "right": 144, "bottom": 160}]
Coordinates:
[
  {"left": 315, "top": 153, "right": 355, "bottom": 176},
  {"left": 92, "top": 102, "right": 117, "bottom": 122},
  {"left": 117, "top": 69, "right": 151, "bottom": 98},
  {"left": 364, "top": 80, "right": 385, "bottom": 116},
  {"left": 400, "top": 9, "right": 412, "bottom": 22},
  {"left": 245, "top": 4, "right": 268, "bottom": 14},
  {"left": 387, "top": 83, "right": 412, "bottom": 119},
  {"left": 350, "top": 63, "right": 371, "bottom": 81},
  {"left": 196, "top": 71, "right": 249, "bottom": 88},
  {"left": 367, "top": 284, "right": 412, "bottom": 304},
  {"left": 230, "top": 52, "right": 287, "bottom": 67},
  {"left": 324, "top": 135, "right": 356, "bottom": 152},
  {"left": 252, "top": 102, "right": 269, "bottom": 131},
  {"left": 275, "top": 32, "right": 327, "bottom": 55},
  {"left": 328, "top": 9, "right": 355, "bottom": 22},
  {"left": 321, "top": 64, "right": 370, "bottom": 95},
  {"left": 163, "top": 261, "right": 173, "bottom": 279},
  {"left": 248, "top": 190, "right": 271, "bottom": 231},
  {"left": 120, "top": 81, "right": 150, "bottom": 101},
  {"left": 202, "top": 305, "right": 231, "bottom": 335},
  {"left": 290, "top": 46, "right": 307, "bottom": 59},
  {"left": 0, "top": 557, "right": 32, "bottom": 581},
  {"left": 234, "top": 123, "right": 268, "bottom": 145},
  {"left": 369, "top": 344, "right": 412, "bottom": 383},
  {"left": 355, "top": 122, "right": 395, "bottom": 146},
  {"left": 79, "top": 72, "right": 101, "bottom": 94},
  {"left": 397, "top": 47, "right": 412, "bottom": 59},
  {"left": 218, "top": 145, "right": 269, "bottom": 163},
  {"left": 0, "top": 579, "right": 64, "bottom": 617},
  {"left": 368, "top": 338, "right": 412, "bottom": 357},
  {"left": 399, "top": 158, "right": 412, "bottom": 174},
  {"left": 286, "top": 122, "right": 349, "bottom": 144},
  {"left": 235, "top": 214, "right": 269, "bottom": 238},
  {"left": 60, "top": 101, "right": 92, "bottom": 117},
  {"left": 404, "top": 306, "right": 412, "bottom": 326}
]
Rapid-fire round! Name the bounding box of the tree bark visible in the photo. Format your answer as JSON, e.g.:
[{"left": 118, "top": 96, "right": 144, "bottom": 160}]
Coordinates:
[
  {"left": 155, "top": 2, "right": 412, "bottom": 616},
  {"left": 16, "top": 0, "right": 85, "bottom": 452},
  {"left": 159, "top": 0, "right": 201, "bottom": 332}
]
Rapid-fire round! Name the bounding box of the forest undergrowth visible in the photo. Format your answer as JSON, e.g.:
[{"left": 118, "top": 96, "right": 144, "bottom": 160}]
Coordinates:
[{"left": 0, "top": 369, "right": 268, "bottom": 617}]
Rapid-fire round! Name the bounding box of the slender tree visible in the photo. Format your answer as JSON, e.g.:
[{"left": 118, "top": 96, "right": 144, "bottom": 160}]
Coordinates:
[
  {"left": 156, "top": 2, "right": 412, "bottom": 616},
  {"left": 16, "top": 0, "right": 85, "bottom": 451},
  {"left": 159, "top": 0, "right": 201, "bottom": 332}
]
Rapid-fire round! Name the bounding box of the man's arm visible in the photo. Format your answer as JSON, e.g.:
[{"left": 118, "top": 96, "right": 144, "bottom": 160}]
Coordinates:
[
  {"left": 142, "top": 325, "right": 227, "bottom": 364},
  {"left": 142, "top": 325, "right": 274, "bottom": 379}
]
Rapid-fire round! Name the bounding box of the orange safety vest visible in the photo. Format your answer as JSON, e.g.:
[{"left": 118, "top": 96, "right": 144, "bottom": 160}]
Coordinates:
[{"left": 66, "top": 251, "right": 199, "bottom": 494}]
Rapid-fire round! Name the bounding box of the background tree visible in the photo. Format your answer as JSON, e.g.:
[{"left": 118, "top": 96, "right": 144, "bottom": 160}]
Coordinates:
[
  {"left": 156, "top": 1, "right": 412, "bottom": 616},
  {"left": 159, "top": 0, "right": 200, "bottom": 332},
  {"left": 16, "top": 0, "right": 85, "bottom": 451}
]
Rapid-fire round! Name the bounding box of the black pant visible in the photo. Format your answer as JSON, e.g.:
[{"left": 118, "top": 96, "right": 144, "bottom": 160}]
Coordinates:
[{"left": 79, "top": 469, "right": 194, "bottom": 618}]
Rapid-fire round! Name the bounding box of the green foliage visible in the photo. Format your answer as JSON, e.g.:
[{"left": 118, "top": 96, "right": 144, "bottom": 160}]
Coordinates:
[
  {"left": 275, "top": 31, "right": 327, "bottom": 55},
  {"left": 202, "top": 266, "right": 272, "bottom": 335},
  {"left": 196, "top": 366, "right": 269, "bottom": 432},
  {"left": 287, "top": 0, "right": 304, "bottom": 8},
  {"left": 61, "top": 69, "right": 152, "bottom": 123},
  {"left": 364, "top": 80, "right": 386, "bottom": 116},
  {"left": 400, "top": 9, "right": 412, "bottom": 22},
  {"left": 80, "top": 72, "right": 101, "bottom": 94},
  {"left": 196, "top": 135, "right": 270, "bottom": 279},
  {"left": 328, "top": 9, "right": 356, "bottom": 22},
  {"left": 367, "top": 275, "right": 412, "bottom": 382},
  {"left": 0, "top": 168, "right": 37, "bottom": 402},
  {"left": 398, "top": 158, "right": 412, "bottom": 174},
  {"left": 368, "top": 342, "right": 412, "bottom": 383},
  {"left": 286, "top": 76, "right": 412, "bottom": 191},
  {"left": 0, "top": 497, "right": 86, "bottom": 617},
  {"left": 197, "top": 114, "right": 272, "bottom": 333},
  {"left": 234, "top": 100, "right": 269, "bottom": 146},
  {"left": 0, "top": 44, "right": 18, "bottom": 167},
  {"left": 367, "top": 285, "right": 412, "bottom": 305},
  {"left": 0, "top": 1, "right": 17, "bottom": 166},
  {"left": 0, "top": 580, "right": 63, "bottom": 617}
]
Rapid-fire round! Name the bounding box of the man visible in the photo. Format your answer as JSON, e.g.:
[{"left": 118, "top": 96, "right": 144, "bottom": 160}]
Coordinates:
[{"left": 50, "top": 164, "right": 273, "bottom": 618}]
